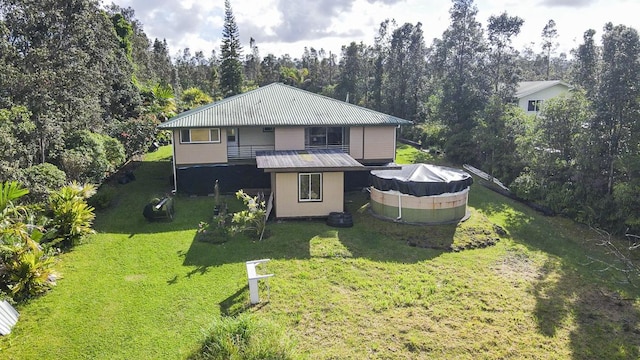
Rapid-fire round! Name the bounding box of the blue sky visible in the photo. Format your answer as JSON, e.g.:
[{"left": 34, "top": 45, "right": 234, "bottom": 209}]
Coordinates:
[{"left": 107, "top": 0, "right": 640, "bottom": 59}]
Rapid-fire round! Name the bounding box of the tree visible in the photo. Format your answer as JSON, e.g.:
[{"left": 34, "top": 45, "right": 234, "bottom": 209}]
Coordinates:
[
  {"left": 541, "top": 19, "right": 558, "bottom": 80},
  {"left": 336, "top": 42, "right": 366, "bottom": 104},
  {"left": 434, "top": 0, "right": 489, "bottom": 162},
  {"left": 592, "top": 23, "right": 640, "bottom": 195},
  {"left": 572, "top": 29, "right": 599, "bottom": 98},
  {"left": 486, "top": 12, "right": 524, "bottom": 101},
  {"left": 384, "top": 23, "right": 427, "bottom": 122},
  {"left": 219, "top": 0, "right": 243, "bottom": 97},
  {"left": 244, "top": 37, "right": 260, "bottom": 84},
  {"left": 181, "top": 87, "right": 213, "bottom": 110}
]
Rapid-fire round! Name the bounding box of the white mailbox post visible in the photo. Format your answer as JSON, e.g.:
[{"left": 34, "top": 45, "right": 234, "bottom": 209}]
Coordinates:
[{"left": 245, "top": 259, "right": 274, "bottom": 304}]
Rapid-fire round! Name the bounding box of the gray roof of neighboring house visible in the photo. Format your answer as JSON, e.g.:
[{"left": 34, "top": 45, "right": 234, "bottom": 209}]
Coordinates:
[
  {"left": 158, "top": 83, "right": 412, "bottom": 129},
  {"left": 515, "top": 80, "right": 571, "bottom": 99}
]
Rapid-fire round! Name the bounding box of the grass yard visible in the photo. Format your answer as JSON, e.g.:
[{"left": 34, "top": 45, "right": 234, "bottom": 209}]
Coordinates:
[{"left": 1, "top": 146, "right": 639, "bottom": 359}]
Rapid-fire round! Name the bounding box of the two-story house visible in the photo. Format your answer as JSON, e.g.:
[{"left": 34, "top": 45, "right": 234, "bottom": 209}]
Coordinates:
[{"left": 158, "top": 83, "right": 412, "bottom": 218}]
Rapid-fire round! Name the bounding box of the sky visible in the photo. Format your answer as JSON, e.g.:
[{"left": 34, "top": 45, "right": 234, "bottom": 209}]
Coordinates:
[{"left": 106, "top": 0, "right": 640, "bottom": 60}]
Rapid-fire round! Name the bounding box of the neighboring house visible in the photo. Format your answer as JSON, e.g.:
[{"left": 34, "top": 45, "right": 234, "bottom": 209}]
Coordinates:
[
  {"left": 158, "top": 82, "right": 412, "bottom": 218},
  {"left": 515, "top": 80, "right": 571, "bottom": 114}
]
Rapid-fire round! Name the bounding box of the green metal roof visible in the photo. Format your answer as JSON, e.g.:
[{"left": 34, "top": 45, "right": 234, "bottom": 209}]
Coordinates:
[{"left": 158, "top": 83, "right": 412, "bottom": 129}]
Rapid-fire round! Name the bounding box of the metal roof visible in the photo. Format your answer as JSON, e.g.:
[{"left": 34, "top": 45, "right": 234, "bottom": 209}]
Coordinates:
[
  {"left": 255, "top": 149, "right": 365, "bottom": 173},
  {"left": 158, "top": 83, "right": 412, "bottom": 129},
  {"left": 515, "top": 80, "right": 571, "bottom": 99}
]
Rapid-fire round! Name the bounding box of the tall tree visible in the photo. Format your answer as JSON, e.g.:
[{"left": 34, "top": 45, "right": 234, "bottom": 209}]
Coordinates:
[
  {"left": 219, "top": 0, "right": 243, "bottom": 97},
  {"left": 592, "top": 23, "right": 640, "bottom": 195},
  {"left": 244, "top": 37, "right": 260, "bottom": 84},
  {"left": 486, "top": 12, "right": 523, "bottom": 101},
  {"left": 572, "top": 29, "right": 599, "bottom": 98},
  {"left": 541, "top": 19, "right": 558, "bottom": 80},
  {"left": 434, "top": 0, "right": 488, "bottom": 162},
  {"left": 336, "top": 42, "right": 367, "bottom": 104},
  {"left": 385, "top": 22, "right": 427, "bottom": 121}
]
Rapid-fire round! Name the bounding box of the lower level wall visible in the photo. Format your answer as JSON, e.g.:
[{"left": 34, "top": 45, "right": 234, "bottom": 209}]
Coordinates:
[
  {"left": 274, "top": 172, "right": 344, "bottom": 218},
  {"left": 176, "top": 165, "right": 271, "bottom": 195}
]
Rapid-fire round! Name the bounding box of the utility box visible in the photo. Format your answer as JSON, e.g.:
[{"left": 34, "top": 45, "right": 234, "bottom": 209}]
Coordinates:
[{"left": 245, "top": 259, "right": 274, "bottom": 304}]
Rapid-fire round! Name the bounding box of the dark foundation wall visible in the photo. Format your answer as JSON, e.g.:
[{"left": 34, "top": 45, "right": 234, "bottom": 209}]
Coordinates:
[
  {"left": 176, "top": 165, "right": 271, "bottom": 195},
  {"left": 344, "top": 171, "right": 372, "bottom": 191}
]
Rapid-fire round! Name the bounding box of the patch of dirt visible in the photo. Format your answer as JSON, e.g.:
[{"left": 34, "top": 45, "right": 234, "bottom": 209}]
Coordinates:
[
  {"left": 124, "top": 274, "right": 146, "bottom": 282},
  {"left": 492, "top": 249, "right": 541, "bottom": 283}
]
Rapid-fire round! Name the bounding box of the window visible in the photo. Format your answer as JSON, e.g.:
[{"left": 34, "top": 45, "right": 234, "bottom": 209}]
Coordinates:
[
  {"left": 227, "top": 128, "right": 237, "bottom": 143},
  {"left": 299, "top": 173, "right": 322, "bottom": 202},
  {"left": 263, "top": 127, "right": 275, "bottom": 132},
  {"left": 305, "top": 127, "right": 347, "bottom": 147},
  {"left": 180, "top": 128, "right": 220, "bottom": 143},
  {"left": 527, "top": 100, "right": 543, "bottom": 112}
]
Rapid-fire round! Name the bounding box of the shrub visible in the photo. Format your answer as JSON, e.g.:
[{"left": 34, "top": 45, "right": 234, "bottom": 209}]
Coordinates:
[
  {"left": 46, "top": 182, "right": 96, "bottom": 248},
  {"left": 0, "top": 236, "right": 58, "bottom": 301},
  {"left": 18, "top": 163, "right": 67, "bottom": 203},
  {"left": 230, "top": 190, "right": 267, "bottom": 240},
  {"left": 0, "top": 181, "right": 58, "bottom": 301},
  {"left": 61, "top": 130, "right": 111, "bottom": 183},
  {"left": 100, "top": 134, "right": 126, "bottom": 171},
  {"left": 88, "top": 185, "right": 117, "bottom": 210},
  {"left": 189, "top": 314, "right": 297, "bottom": 360}
]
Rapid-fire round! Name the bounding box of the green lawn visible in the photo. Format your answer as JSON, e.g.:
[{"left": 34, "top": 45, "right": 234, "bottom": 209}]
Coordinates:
[{"left": 1, "top": 146, "right": 639, "bottom": 359}]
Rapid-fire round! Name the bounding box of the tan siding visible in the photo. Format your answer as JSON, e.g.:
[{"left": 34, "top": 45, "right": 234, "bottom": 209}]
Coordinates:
[
  {"left": 363, "top": 126, "right": 396, "bottom": 160},
  {"left": 349, "top": 127, "right": 364, "bottom": 159},
  {"left": 274, "top": 172, "right": 344, "bottom": 217},
  {"left": 173, "top": 130, "right": 228, "bottom": 165},
  {"left": 238, "top": 127, "right": 275, "bottom": 146},
  {"left": 370, "top": 188, "right": 469, "bottom": 210},
  {"left": 275, "top": 127, "right": 305, "bottom": 150}
]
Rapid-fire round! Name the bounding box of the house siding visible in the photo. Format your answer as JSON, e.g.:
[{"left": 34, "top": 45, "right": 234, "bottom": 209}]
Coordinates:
[
  {"left": 173, "top": 129, "right": 228, "bottom": 165},
  {"left": 363, "top": 126, "right": 396, "bottom": 161},
  {"left": 274, "top": 172, "right": 344, "bottom": 217},
  {"left": 238, "top": 127, "right": 275, "bottom": 146},
  {"left": 518, "top": 84, "right": 569, "bottom": 113},
  {"left": 275, "top": 127, "right": 305, "bottom": 150},
  {"left": 349, "top": 126, "right": 364, "bottom": 159}
]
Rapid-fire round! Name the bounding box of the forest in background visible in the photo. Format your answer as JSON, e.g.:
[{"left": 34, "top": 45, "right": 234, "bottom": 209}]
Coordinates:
[{"left": 0, "top": 0, "right": 638, "bottom": 234}]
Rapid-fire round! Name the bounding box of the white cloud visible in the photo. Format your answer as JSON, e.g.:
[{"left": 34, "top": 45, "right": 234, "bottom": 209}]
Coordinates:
[{"left": 106, "top": 0, "right": 640, "bottom": 59}]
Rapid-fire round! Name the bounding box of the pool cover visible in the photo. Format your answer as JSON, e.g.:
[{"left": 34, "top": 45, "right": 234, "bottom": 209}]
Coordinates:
[{"left": 370, "top": 163, "right": 472, "bottom": 196}]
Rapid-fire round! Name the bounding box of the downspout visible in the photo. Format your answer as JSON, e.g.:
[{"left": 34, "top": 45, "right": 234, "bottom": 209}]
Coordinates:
[
  {"left": 171, "top": 130, "right": 177, "bottom": 194},
  {"left": 394, "top": 125, "right": 400, "bottom": 162},
  {"left": 397, "top": 192, "right": 402, "bottom": 220}
]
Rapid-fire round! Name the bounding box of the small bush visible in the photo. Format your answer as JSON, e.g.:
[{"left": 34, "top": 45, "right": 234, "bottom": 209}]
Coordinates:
[
  {"left": 89, "top": 185, "right": 117, "bottom": 210},
  {"left": 189, "top": 314, "right": 297, "bottom": 360}
]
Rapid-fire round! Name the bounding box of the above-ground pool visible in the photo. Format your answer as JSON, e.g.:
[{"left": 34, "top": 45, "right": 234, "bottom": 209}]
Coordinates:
[{"left": 369, "top": 163, "right": 473, "bottom": 224}]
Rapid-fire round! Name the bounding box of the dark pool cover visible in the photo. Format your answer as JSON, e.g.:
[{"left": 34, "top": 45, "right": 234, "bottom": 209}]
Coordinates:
[{"left": 370, "top": 164, "right": 473, "bottom": 196}]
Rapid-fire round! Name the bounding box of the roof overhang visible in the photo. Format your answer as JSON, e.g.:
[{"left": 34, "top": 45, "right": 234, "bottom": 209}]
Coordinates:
[{"left": 256, "top": 149, "right": 400, "bottom": 173}]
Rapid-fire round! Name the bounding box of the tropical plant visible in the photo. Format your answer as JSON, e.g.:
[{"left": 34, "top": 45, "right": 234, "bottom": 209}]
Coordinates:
[
  {"left": 230, "top": 190, "right": 267, "bottom": 240},
  {"left": 46, "top": 182, "right": 96, "bottom": 248},
  {"left": 0, "top": 181, "right": 58, "bottom": 301}
]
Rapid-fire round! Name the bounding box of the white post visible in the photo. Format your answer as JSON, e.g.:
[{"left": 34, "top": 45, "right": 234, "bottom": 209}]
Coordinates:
[{"left": 245, "top": 259, "right": 274, "bottom": 305}]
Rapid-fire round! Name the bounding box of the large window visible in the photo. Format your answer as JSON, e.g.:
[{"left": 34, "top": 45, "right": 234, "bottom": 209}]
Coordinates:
[
  {"left": 299, "top": 173, "right": 322, "bottom": 202},
  {"left": 527, "top": 100, "right": 543, "bottom": 112},
  {"left": 305, "top": 127, "right": 348, "bottom": 148},
  {"left": 180, "top": 128, "right": 221, "bottom": 143}
]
